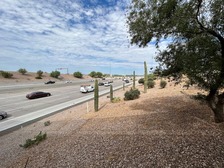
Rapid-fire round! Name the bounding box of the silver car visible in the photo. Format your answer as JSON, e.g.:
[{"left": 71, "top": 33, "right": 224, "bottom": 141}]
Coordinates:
[{"left": 0, "top": 111, "right": 7, "bottom": 120}]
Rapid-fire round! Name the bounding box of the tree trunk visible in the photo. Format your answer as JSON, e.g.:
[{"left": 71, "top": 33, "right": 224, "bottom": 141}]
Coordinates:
[
  {"left": 213, "top": 101, "right": 224, "bottom": 123},
  {"left": 208, "top": 93, "right": 224, "bottom": 123}
]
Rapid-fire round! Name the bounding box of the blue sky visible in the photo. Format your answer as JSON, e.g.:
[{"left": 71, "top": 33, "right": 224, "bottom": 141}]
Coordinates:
[{"left": 0, "top": 0, "right": 167, "bottom": 75}]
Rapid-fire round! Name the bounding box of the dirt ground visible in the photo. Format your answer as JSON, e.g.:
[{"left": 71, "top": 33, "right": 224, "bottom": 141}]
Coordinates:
[{"left": 1, "top": 80, "right": 224, "bottom": 168}]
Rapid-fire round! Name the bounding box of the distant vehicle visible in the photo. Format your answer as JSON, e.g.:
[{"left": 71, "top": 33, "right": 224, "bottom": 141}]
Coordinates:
[
  {"left": 45, "top": 80, "right": 55, "bottom": 84},
  {"left": 102, "top": 78, "right": 106, "bottom": 80},
  {"left": 80, "top": 85, "right": 94, "bottom": 93},
  {"left": 98, "top": 82, "right": 104, "bottom": 86},
  {"left": 104, "top": 82, "right": 111, "bottom": 87},
  {"left": 26, "top": 91, "right": 51, "bottom": 99},
  {"left": 108, "top": 80, "right": 113, "bottom": 83},
  {"left": 124, "top": 79, "right": 129, "bottom": 83},
  {"left": 65, "top": 81, "right": 72, "bottom": 83},
  {"left": 0, "top": 111, "right": 7, "bottom": 120}
]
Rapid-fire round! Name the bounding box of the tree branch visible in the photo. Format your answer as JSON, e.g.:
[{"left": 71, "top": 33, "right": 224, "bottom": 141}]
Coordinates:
[{"left": 196, "top": 0, "right": 224, "bottom": 43}]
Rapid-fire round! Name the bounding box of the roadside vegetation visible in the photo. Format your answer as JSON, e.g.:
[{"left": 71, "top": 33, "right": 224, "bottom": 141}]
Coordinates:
[
  {"left": 73, "top": 71, "right": 83, "bottom": 78},
  {"left": 36, "top": 70, "right": 43, "bottom": 79},
  {"left": 18, "top": 68, "right": 27, "bottom": 75},
  {"left": 160, "top": 80, "right": 167, "bottom": 89},
  {"left": 124, "top": 88, "right": 140, "bottom": 100},
  {"left": 89, "top": 71, "right": 104, "bottom": 78},
  {"left": 128, "top": 0, "right": 224, "bottom": 123},
  {"left": 138, "top": 74, "right": 157, "bottom": 89},
  {"left": 50, "top": 70, "right": 60, "bottom": 78},
  {"left": 20, "top": 131, "right": 47, "bottom": 148},
  {"left": 0, "top": 70, "right": 13, "bottom": 78}
]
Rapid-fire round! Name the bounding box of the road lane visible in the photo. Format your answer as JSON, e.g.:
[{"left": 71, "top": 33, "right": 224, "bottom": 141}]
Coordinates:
[{"left": 0, "top": 79, "right": 125, "bottom": 119}]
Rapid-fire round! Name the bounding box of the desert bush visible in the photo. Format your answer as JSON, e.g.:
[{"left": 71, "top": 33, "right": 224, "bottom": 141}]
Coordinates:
[
  {"left": 0, "top": 71, "right": 13, "bottom": 78},
  {"left": 73, "top": 71, "right": 83, "bottom": 78},
  {"left": 138, "top": 78, "right": 144, "bottom": 84},
  {"left": 148, "top": 80, "right": 155, "bottom": 88},
  {"left": 36, "top": 70, "right": 43, "bottom": 79},
  {"left": 112, "top": 97, "right": 121, "bottom": 103},
  {"left": 124, "top": 88, "right": 140, "bottom": 100},
  {"left": 18, "top": 68, "right": 27, "bottom": 75},
  {"left": 20, "top": 131, "right": 47, "bottom": 148},
  {"left": 160, "top": 80, "right": 167, "bottom": 88},
  {"left": 50, "top": 70, "right": 60, "bottom": 78},
  {"left": 44, "top": 120, "right": 51, "bottom": 126}
]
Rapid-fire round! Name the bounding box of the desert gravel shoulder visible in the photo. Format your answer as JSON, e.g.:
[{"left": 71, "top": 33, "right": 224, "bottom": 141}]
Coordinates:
[{"left": 1, "top": 81, "right": 224, "bottom": 168}]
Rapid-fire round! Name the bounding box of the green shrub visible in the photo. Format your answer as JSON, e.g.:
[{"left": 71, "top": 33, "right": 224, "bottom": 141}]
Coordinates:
[
  {"left": 0, "top": 71, "right": 13, "bottom": 78},
  {"left": 18, "top": 68, "right": 27, "bottom": 75},
  {"left": 44, "top": 120, "right": 51, "bottom": 126},
  {"left": 148, "top": 80, "right": 155, "bottom": 88},
  {"left": 73, "top": 71, "right": 83, "bottom": 78},
  {"left": 20, "top": 131, "right": 47, "bottom": 148},
  {"left": 138, "top": 78, "right": 144, "bottom": 84},
  {"left": 124, "top": 89, "right": 140, "bottom": 100},
  {"left": 160, "top": 80, "right": 167, "bottom": 88},
  {"left": 50, "top": 70, "right": 60, "bottom": 78}
]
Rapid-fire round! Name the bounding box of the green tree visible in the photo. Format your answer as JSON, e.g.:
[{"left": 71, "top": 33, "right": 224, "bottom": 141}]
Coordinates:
[
  {"left": 89, "top": 71, "right": 103, "bottom": 78},
  {"left": 127, "top": 0, "right": 224, "bottom": 123},
  {"left": 96, "top": 72, "right": 103, "bottom": 78},
  {"left": 18, "top": 68, "right": 27, "bottom": 75},
  {"left": 89, "top": 71, "right": 96, "bottom": 78},
  {"left": 73, "top": 71, "right": 83, "bottom": 78},
  {"left": 50, "top": 71, "right": 60, "bottom": 78},
  {"left": 36, "top": 70, "right": 43, "bottom": 79}
]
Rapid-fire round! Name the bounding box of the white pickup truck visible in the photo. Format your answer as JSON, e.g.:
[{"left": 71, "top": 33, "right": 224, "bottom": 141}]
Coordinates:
[{"left": 80, "top": 85, "right": 94, "bottom": 93}]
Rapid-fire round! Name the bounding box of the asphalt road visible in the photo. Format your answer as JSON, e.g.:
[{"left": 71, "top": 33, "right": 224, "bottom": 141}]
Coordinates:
[{"left": 0, "top": 79, "right": 125, "bottom": 120}]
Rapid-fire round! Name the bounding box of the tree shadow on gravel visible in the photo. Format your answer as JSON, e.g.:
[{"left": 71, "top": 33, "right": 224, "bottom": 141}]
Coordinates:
[{"left": 129, "top": 95, "right": 217, "bottom": 132}]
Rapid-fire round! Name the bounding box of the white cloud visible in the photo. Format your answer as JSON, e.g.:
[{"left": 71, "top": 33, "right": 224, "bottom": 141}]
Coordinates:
[{"left": 0, "top": 0, "right": 162, "bottom": 75}]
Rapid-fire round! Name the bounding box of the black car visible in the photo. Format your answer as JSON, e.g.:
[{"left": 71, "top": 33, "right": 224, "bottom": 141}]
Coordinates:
[
  {"left": 0, "top": 111, "right": 7, "bottom": 120},
  {"left": 26, "top": 91, "right": 51, "bottom": 99},
  {"left": 124, "top": 79, "right": 129, "bottom": 83},
  {"left": 98, "top": 82, "right": 104, "bottom": 86},
  {"left": 45, "top": 80, "right": 55, "bottom": 84}
]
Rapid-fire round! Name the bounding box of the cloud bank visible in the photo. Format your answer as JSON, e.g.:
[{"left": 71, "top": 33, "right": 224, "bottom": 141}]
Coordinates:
[{"left": 0, "top": 0, "right": 166, "bottom": 75}]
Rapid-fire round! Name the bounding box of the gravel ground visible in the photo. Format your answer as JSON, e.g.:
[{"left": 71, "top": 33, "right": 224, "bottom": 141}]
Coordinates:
[{"left": 1, "top": 81, "right": 224, "bottom": 168}]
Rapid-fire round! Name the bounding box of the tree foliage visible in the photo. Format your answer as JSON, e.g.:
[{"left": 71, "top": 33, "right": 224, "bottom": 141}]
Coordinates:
[
  {"left": 18, "top": 68, "right": 27, "bottom": 75},
  {"left": 50, "top": 71, "right": 60, "bottom": 78},
  {"left": 36, "top": 70, "right": 43, "bottom": 79},
  {"left": 73, "top": 71, "right": 83, "bottom": 78},
  {"left": 89, "top": 71, "right": 96, "bottom": 78},
  {"left": 89, "top": 71, "right": 103, "bottom": 78},
  {"left": 127, "top": 0, "right": 224, "bottom": 122}
]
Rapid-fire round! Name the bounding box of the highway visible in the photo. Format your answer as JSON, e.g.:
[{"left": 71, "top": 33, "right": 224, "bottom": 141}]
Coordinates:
[{"left": 0, "top": 79, "right": 125, "bottom": 121}]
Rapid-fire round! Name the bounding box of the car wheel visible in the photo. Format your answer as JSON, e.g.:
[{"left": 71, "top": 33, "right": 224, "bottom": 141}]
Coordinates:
[
  {"left": 48, "top": 94, "right": 50, "bottom": 96},
  {"left": 0, "top": 116, "right": 3, "bottom": 120}
]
